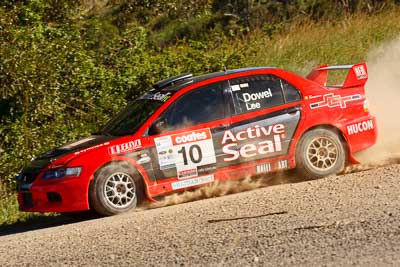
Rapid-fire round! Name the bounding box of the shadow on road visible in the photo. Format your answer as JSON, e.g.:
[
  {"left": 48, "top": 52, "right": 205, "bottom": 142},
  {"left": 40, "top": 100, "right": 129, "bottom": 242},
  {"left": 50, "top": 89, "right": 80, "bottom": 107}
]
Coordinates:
[{"left": 0, "top": 212, "right": 98, "bottom": 237}]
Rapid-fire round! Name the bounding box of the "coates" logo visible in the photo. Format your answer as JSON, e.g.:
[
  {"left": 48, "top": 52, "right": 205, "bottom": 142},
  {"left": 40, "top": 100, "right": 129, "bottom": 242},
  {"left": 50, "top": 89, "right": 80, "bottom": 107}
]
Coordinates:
[
  {"left": 172, "top": 130, "right": 211, "bottom": 145},
  {"left": 222, "top": 124, "right": 285, "bottom": 161}
]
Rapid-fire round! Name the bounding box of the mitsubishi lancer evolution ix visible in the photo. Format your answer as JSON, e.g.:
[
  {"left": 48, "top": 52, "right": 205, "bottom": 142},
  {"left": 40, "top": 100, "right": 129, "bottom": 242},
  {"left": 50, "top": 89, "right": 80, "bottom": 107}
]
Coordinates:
[{"left": 17, "top": 63, "right": 377, "bottom": 216}]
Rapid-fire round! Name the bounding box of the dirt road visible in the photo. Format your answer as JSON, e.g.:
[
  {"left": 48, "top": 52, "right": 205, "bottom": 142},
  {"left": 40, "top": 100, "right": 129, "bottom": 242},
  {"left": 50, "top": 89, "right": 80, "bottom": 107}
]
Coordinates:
[{"left": 1, "top": 164, "right": 399, "bottom": 266}]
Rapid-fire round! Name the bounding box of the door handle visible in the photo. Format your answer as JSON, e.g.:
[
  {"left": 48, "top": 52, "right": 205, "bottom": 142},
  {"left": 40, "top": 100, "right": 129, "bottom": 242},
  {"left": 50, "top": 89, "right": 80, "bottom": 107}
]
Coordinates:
[
  {"left": 214, "top": 124, "right": 229, "bottom": 131},
  {"left": 286, "top": 106, "right": 301, "bottom": 114}
]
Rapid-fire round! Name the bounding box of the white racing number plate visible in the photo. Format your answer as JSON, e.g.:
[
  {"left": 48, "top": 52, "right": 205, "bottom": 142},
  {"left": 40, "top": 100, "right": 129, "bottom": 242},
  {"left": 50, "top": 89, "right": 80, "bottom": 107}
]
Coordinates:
[{"left": 155, "top": 128, "right": 216, "bottom": 180}]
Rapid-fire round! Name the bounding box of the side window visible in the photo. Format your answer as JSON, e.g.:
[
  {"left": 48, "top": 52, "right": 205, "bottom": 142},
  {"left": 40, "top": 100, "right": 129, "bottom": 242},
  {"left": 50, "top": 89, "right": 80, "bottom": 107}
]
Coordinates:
[
  {"left": 230, "top": 75, "right": 284, "bottom": 114},
  {"left": 158, "top": 82, "right": 226, "bottom": 131},
  {"left": 281, "top": 79, "right": 301, "bottom": 103}
]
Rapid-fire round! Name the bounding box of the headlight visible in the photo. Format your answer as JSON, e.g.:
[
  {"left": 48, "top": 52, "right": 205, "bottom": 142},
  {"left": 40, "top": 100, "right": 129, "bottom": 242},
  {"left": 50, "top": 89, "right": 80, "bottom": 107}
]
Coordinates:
[{"left": 42, "top": 167, "right": 82, "bottom": 180}]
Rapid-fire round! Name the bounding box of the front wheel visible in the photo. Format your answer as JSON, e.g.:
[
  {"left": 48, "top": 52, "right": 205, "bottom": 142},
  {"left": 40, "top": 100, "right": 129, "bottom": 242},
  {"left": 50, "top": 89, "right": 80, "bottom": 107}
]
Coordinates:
[
  {"left": 89, "top": 163, "right": 144, "bottom": 216},
  {"left": 295, "top": 128, "right": 346, "bottom": 179}
]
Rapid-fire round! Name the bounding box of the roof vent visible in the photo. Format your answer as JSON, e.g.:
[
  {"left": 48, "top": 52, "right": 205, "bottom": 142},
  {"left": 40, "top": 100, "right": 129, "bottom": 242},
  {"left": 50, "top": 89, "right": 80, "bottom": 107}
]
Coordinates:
[{"left": 153, "top": 73, "right": 193, "bottom": 90}]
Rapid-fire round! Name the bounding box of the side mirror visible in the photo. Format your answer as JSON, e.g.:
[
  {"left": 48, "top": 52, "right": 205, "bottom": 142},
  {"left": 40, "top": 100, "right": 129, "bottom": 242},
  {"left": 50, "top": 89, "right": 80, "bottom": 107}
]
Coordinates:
[{"left": 148, "top": 117, "right": 168, "bottom": 136}]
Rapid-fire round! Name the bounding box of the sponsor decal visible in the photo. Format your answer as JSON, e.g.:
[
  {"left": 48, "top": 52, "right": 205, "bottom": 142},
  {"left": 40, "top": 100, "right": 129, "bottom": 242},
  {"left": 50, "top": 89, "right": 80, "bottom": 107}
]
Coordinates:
[
  {"left": 155, "top": 129, "right": 217, "bottom": 175},
  {"left": 347, "top": 119, "right": 374, "bottom": 135},
  {"left": 309, "top": 93, "right": 361, "bottom": 109},
  {"left": 154, "top": 136, "right": 176, "bottom": 170},
  {"left": 137, "top": 153, "right": 151, "bottom": 164},
  {"left": 256, "top": 163, "right": 271, "bottom": 173},
  {"left": 171, "top": 130, "right": 210, "bottom": 145},
  {"left": 171, "top": 175, "right": 214, "bottom": 190},
  {"left": 197, "top": 165, "right": 216, "bottom": 174},
  {"left": 278, "top": 160, "right": 288, "bottom": 169},
  {"left": 109, "top": 139, "right": 142, "bottom": 155},
  {"left": 354, "top": 65, "right": 367, "bottom": 80},
  {"left": 242, "top": 88, "right": 272, "bottom": 111},
  {"left": 177, "top": 168, "right": 198, "bottom": 180},
  {"left": 231, "top": 85, "right": 241, "bottom": 91},
  {"left": 255, "top": 160, "right": 289, "bottom": 174},
  {"left": 74, "top": 142, "right": 110, "bottom": 155},
  {"left": 141, "top": 91, "right": 172, "bottom": 102},
  {"left": 231, "top": 83, "right": 249, "bottom": 92},
  {"left": 222, "top": 124, "right": 285, "bottom": 162}
]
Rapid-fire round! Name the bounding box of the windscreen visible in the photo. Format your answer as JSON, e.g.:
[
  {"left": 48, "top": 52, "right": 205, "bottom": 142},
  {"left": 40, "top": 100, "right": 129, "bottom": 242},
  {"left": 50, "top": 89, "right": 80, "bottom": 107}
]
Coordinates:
[{"left": 100, "top": 99, "right": 163, "bottom": 136}]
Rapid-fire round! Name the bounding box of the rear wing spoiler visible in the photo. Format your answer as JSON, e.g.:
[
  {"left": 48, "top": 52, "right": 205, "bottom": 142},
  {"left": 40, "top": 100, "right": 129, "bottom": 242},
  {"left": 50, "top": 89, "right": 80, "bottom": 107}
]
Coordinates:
[{"left": 306, "top": 62, "right": 368, "bottom": 88}]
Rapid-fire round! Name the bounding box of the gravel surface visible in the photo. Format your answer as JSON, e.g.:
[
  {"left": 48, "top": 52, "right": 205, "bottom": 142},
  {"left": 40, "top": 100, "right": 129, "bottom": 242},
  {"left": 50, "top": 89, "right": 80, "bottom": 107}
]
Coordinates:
[{"left": 1, "top": 164, "right": 400, "bottom": 266}]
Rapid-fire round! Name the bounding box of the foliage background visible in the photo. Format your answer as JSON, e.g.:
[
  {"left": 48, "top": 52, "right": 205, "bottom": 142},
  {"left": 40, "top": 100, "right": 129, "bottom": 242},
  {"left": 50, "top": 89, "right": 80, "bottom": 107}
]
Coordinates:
[{"left": 1, "top": 1, "right": 400, "bottom": 223}]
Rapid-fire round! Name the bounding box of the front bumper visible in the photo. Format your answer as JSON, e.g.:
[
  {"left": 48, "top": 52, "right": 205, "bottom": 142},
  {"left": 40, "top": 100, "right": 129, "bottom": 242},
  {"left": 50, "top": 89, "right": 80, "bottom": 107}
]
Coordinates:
[{"left": 17, "top": 177, "right": 90, "bottom": 213}]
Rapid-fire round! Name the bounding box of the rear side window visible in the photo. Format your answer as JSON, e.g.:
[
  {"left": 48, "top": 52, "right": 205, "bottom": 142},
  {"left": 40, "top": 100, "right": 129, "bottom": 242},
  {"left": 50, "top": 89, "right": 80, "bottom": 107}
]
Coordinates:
[
  {"left": 281, "top": 79, "right": 301, "bottom": 103},
  {"left": 230, "top": 75, "right": 284, "bottom": 114},
  {"left": 162, "top": 82, "right": 226, "bottom": 130}
]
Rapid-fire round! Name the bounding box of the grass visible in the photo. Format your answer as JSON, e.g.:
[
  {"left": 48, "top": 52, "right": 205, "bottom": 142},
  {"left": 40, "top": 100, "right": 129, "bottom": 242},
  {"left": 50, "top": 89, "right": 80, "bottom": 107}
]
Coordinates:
[
  {"left": 2, "top": 8, "right": 400, "bottom": 226},
  {"left": 207, "top": 9, "right": 400, "bottom": 74},
  {"left": 0, "top": 182, "right": 25, "bottom": 225},
  {"left": 0, "top": 182, "right": 55, "bottom": 226}
]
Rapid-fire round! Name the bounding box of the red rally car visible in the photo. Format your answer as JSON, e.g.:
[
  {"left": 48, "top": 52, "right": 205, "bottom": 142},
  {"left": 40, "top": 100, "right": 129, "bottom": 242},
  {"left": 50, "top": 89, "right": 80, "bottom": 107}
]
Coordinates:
[{"left": 17, "top": 63, "right": 377, "bottom": 216}]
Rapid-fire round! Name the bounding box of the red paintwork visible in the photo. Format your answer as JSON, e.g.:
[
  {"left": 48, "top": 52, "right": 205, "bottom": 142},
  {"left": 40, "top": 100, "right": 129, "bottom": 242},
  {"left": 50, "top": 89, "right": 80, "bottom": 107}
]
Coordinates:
[{"left": 18, "top": 63, "right": 377, "bottom": 212}]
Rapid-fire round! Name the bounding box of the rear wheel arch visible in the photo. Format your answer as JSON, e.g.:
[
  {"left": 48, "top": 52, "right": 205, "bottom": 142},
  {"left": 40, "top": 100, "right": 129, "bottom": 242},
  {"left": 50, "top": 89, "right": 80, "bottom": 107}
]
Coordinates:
[
  {"left": 296, "top": 124, "right": 349, "bottom": 157},
  {"left": 294, "top": 124, "right": 349, "bottom": 179}
]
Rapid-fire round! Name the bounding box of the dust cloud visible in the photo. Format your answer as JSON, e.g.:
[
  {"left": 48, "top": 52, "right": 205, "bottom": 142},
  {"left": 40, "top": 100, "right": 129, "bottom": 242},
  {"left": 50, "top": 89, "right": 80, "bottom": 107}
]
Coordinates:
[
  {"left": 143, "top": 173, "right": 296, "bottom": 209},
  {"left": 355, "top": 37, "right": 400, "bottom": 164},
  {"left": 145, "top": 177, "right": 264, "bottom": 208}
]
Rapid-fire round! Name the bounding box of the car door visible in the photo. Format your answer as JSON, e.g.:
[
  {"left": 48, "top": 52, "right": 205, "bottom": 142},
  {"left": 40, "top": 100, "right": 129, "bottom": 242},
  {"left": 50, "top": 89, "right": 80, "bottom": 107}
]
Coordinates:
[
  {"left": 220, "top": 74, "right": 302, "bottom": 171},
  {"left": 147, "top": 80, "right": 233, "bottom": 182}
]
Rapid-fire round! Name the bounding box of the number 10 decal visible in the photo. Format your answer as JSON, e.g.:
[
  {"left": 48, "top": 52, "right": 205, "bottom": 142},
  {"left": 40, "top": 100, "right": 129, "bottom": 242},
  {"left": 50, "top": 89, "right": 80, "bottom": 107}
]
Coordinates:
[
  {"left": 177, "top": 144, "right": 202, "bottom": 165},
  {"left": 155, "top": 128, "right": 216, "bottom": 179}
]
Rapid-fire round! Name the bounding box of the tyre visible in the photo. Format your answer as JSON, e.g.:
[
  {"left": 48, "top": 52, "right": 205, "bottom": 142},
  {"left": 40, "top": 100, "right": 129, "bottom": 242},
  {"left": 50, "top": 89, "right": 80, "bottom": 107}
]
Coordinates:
[
  {"left": 295, "top": 128, "right": 346, "bottom": 179},
  {"left": 89, "top": 162, "right": 144, "bottom": 216}
]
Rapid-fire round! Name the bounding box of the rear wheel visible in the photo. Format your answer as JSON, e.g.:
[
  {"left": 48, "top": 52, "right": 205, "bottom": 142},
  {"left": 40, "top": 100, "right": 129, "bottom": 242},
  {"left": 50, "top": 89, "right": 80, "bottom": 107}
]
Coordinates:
[
  {"left": 89, "top": 162, "right": 144, "bottom": 216},
  {"left": 296, "top": 128, "right": 346, "bottom": 179}
]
